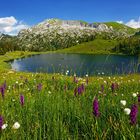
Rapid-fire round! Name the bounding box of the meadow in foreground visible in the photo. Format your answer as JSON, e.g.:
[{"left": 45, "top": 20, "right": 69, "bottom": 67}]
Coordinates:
[{"left": 0, "top": 70, "right": 140, "bottom": 140}]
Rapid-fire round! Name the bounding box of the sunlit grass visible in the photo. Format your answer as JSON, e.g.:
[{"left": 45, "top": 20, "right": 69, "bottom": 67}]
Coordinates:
[{"left": 57, "top": 39, "right": 118, "bottom": 54}]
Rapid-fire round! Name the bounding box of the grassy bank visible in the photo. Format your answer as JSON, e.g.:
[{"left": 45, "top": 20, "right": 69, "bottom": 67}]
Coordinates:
[
  {"left": 0, "top": 51, "right": 140, "bottom": 139},
  {"left": 57, "top": 39, "right": 118, "bottom": 54},
  {"left": 0, "top": 51, "right": 39, "bottom": 70}
]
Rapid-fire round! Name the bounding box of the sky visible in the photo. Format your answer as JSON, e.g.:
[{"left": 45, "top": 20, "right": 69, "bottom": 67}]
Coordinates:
[{"left": 0, "top": 0, "right": 140, "bottom": 35}]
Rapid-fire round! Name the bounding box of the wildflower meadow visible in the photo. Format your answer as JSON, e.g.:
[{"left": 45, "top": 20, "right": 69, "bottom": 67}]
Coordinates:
[{"left": 0, "top": 69, "right": 140, "bottom": 139}]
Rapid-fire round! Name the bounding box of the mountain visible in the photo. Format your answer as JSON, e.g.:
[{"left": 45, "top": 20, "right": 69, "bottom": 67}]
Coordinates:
[
  {"left": 1, "top": 18, "right": 139, "bottom": 53},
  {"left": 17, "top": 18, "right": 135, "bottom": 51},
  {"left": 104, "top": 22, "right": 137, "bottom": 34}
]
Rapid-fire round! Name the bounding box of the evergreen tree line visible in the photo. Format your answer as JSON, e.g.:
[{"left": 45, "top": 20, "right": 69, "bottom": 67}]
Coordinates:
[
  {"left": 0, "top": 36, "right": 19, "bottom": 55},
  {"left": 113, "top": 36, "right": 140, "bottom": 55}
]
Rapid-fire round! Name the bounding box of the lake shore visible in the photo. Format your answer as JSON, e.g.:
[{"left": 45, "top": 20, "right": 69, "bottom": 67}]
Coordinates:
[{"left": 0, "top": 51, "right": 139, "bottom": 78}]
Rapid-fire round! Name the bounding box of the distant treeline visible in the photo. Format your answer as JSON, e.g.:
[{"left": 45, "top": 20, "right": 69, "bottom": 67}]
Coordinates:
[
  {"left": 0, "top": 35, "right": 19, "bottom": 55},
  {"left": 113, "top": 36, "right": 140, "bottom": 55}
]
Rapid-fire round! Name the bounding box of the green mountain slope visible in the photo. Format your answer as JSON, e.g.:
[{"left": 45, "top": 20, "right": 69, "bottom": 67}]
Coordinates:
[
  {"left": 58, "top": 39, "right": 118, "bottom": 54},
  {"left": 133, "top": 31, "right": 140, "bottom": 38},
  {"left": 104, "top": 22, "right": 137, "bottom": 34}
]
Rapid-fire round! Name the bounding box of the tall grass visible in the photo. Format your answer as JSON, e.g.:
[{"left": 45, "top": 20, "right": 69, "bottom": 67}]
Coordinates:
[{"left": 0, "top": 71, "right": 140, "bottom": 139}]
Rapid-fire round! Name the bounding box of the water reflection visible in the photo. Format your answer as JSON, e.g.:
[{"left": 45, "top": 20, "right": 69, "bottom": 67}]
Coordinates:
[{"left": 10, "top": 53, "right": 140, "bottom": 76}]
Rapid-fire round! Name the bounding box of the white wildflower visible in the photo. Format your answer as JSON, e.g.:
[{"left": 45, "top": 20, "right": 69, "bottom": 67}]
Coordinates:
[
  {"left": 12, "top": 122, "right": 20, "bottom": 129},
  {"left": 132, "top": 93, "right": 137, "bottom": 98},
  {"left": 120, "top": 100, "right": 126, "bottom": 106},
  {"left": 2, "top": 124, "right": 8, "bottom": 130},
  {"left": 124, "top": 108, "right": 131, "bottom": 115}
]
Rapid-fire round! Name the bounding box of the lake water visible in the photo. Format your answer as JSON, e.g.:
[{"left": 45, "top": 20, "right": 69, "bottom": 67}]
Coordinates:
[{"left": 9, "top": 53, "right": 140, "bottom": 76}]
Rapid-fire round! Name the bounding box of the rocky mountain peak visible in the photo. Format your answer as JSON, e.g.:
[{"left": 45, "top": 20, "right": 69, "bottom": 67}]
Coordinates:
[
  {"left": 17, "top": 18, "right": 134, "bottom": 52},
  {"left": 19, "top": 18, "right": 114, "bottom": 35}
]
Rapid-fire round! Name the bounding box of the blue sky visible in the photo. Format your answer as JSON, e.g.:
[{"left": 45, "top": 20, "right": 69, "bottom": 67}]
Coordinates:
[{"left": 0, "top": 0, "right": 140, "bottom": 34}]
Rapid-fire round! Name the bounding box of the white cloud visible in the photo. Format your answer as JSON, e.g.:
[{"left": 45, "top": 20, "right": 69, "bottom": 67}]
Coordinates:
[
  {"left": 116, "top": 17, "right": 140, "bottom": 29},
  {"left": 116, "top": 21, "right": 124, "bottom": 24},
  {"left": 0, "top": 16, "right": 29, "bottom": 35},
  {"left": 126, "top": 18, "right": 140, "bottom": 29},
  {"left": 0, "top": 16, "right": 17, "bottom": 26}
]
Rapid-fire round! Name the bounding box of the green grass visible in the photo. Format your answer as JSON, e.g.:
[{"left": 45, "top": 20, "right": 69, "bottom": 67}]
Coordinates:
[
  {"left": 0, "top": 51, "right": 39, "bottom": 70},
  {"left": 0, "top": 51, "right": 140, "bottom": 139},
  {"left": 0, "top": 51, "right": 56, "bottom": 71},
  {"left": 104, "top": 22, "right": 137, "bottom": 34},
  {"left": 0, "top": 68, "right": 140, "bottom": 139},
  {"left": 57, "top": 39, "right": 118, "bottom": 54}
]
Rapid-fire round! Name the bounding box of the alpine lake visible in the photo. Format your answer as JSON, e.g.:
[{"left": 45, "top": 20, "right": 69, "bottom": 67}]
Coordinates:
[{"left": 9, "top": 53, "right": 140, "bottom": 76}]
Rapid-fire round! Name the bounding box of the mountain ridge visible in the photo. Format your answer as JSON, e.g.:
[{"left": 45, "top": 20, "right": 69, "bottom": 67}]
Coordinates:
[
  {"left": 17, "top": 18, "right": 137, "bottom": 51},
  {"left": 19, "top": 18, "right": 137, "bottom": 34}
]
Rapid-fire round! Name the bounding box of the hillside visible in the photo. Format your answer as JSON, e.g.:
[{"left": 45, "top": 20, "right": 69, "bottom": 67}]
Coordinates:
[
  {"left": 133, "top": 31, "right": 140, "bottom": 38},
  {"left": 104, "top": 22, "right": 137, "bottom": 34},
  {"left": 57, "top": 38, "right": 118, "bottom": 54},
  {"left": 112, "top": 31, "right": 140, "bottom": 55}
]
